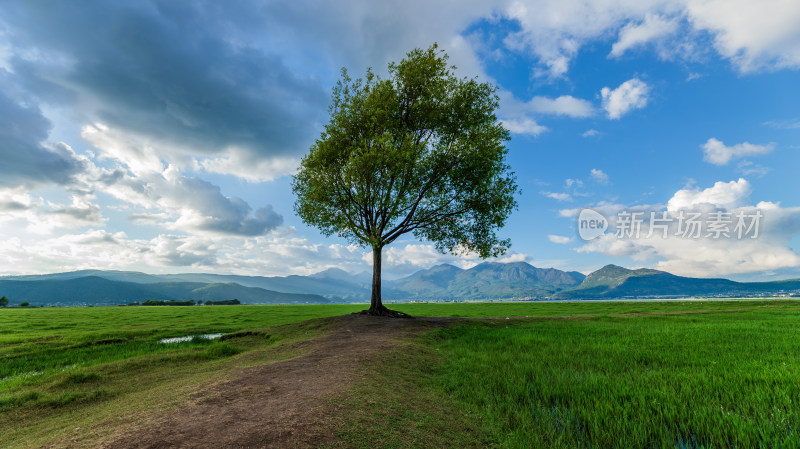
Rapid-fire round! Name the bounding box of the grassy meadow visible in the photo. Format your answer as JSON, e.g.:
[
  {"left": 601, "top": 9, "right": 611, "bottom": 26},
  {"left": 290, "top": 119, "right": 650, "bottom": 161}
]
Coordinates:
[{"left": 2, "top": 300, "right": 800, "bottom": 447}]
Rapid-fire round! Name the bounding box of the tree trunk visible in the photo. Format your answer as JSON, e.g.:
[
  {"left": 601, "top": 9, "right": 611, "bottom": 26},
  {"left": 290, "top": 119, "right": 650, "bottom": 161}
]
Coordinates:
[
  {"left": 363, "top": 245, "right": 410, "bottom": 318},
  {"left": 368, "top": 245, "right": 383, "bottom": 314}
]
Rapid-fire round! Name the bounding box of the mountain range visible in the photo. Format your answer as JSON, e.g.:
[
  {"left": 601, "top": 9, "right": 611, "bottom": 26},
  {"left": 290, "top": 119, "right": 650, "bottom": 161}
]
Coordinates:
[{"left": 1, "top": 263, "right": 799, "bottom": 306}]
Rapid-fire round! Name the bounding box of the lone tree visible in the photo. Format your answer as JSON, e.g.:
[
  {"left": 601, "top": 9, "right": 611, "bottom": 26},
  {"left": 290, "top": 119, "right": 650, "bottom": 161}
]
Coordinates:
[
  {"left": 293, "top": 45, "right": 518, "bottom": 317},
  {"left": 0, "top": 296, "right": 7, "bottom": 307}
]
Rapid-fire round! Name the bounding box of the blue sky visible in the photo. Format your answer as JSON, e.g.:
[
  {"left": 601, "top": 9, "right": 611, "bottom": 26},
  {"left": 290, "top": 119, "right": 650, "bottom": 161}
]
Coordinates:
[{"left": 1, "top": 0, "right": 799, "bottom": 280}]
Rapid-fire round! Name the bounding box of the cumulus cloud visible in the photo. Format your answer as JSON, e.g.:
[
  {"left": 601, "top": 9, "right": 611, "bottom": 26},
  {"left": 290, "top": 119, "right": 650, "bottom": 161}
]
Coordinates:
[
  {"left": 0, "top": 189, "right": 35, "bottom": 213},
  {"left": 526, "top": 95, "right": 595, "bottom": 118},
  {"left": 0, "top": 230, "right": 131, "bottom": 275},
  {"left": 81, "top": 124, "right": 165, "bottom": 175},
  {"left": 686, "top": 0, "right": 800, "bottom": 72},
  {"left": 610, "top": 13, "right": 679, "bottom": 57},
  {"left": 497, "top": 90, "right": 593, "bottom": 136},
  {"left": 148, "top": 235, "right": 218, "bottom": 267},
  {"left": 574, "top": 179, "right": 800, "bottom": 277},
  {"left": 503, "top": 0, "right": 800, "bottom": 77},
  {"left": 46, "top": 197, "right": 104, "bottom": 226},
  {"left": 0, "top": 186, "right": 104, "bottom": 234},
  {"left": 79, "top": 125, "right": 285, "bottom": 237},
  {"left": 502, "top": 0, "right": 671, "bottom": 78},
  {"left": 96, "top": 165, "right": 283, "bottom": 237},
  {"left": 667, "top": 178, "right": 751, "bottom": 211},
  {"left": 502, "top": 117, "right": 549, "bottom": 136},
  {"left": 196, "top": 151, "right": 300, "bottom": 183},
  {"left": 600, "top": 78, "right": 650, "bottom": 119},
  {"left": 701, "top": 137, "right": 775, "bottom": 165}
]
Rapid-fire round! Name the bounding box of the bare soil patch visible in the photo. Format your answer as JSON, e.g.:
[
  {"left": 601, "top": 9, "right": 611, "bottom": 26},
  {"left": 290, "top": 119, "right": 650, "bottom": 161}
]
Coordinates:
[{"left": 104, "top": 314, "right": 451, "bottom": 449}]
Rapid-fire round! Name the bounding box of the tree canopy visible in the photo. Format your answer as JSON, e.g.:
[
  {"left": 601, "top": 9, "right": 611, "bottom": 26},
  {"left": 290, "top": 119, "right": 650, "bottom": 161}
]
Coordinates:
[{"left": 293, "top": 44, "right": 518, "bottom": 316}]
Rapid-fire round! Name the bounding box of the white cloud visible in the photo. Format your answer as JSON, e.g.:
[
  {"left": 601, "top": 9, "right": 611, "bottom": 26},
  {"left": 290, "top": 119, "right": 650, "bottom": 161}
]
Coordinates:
[
  {"left": 83, "top": 122, "right": 300, "bottom": 183},
  {"left": 502, "top": 117, "right": 549, "bottom": 136},
  {"left": 590, "top": 168, "right": 610, "bottom": 184},
  {"left": 81, "top": 124, "right": 165, "bottom": 175},
  {"left": 686, "top": 0, "right": 800, "bottom": 72},
  {"left": 702, "top": 137, "right": 775, "bottom": 165},
  {"left": 382, "top": 242, "right": 533, "bottom": 276},
  {"left": 197, "top": 151, "right": 300, "bottom": 183},
  {"left": 543, "top": 192, "right": 573, "bottom": 201},
  {"left": 601, "top": 78, "right": 650, "bottom": 119},
  {"left": 582, "top": 129, "right": 600, "bottom": 137},
  {"left": 503, "top": 0, "right": 800, "bottom": 77},
  {"left": 527, "top": 95, "right": 595, "bottom": 118},
  {"left": 93, "top": 164, "right": 283, "bottom": 237},
  {"left": 575, "top": 179, "right": 800, "bottom": 277},
  {"left": 0, "top": 188, "right": 36, "bottom": 214},
  {"left": 548, "top": 234, "right": 573, "bottom": 244},
  {"left": 0, "top": 186, "right": 104, "bottom": 235},
  {"left": 559, "top": 208, "right": 581, "bottom": 218},
  {"left": 764, "top": 119, "right": 800, "bottom": 130},
  {"left": 610, "top": 13, "right": 680, "bottom": 57},
  {"left": 667, "top": 178, "right": 751, "bottom": 211},
  {"left": 0, "top": 230, "right": 133, "bottom": 275},
  {"left": 0, "top": 225, "right": 534, "bottom": 279},
  {"left": 737, "top": 160, "right": 770, "bottom": 177},
  {"left": 502, "top": 0, "right": 673, "bottom": 78},
  {"left": 499, "top": 91, "right": 592, "bottom": 136},
  {"left": 686, "top": 72, "right": 703, "bottom": 81},
  {"left": 45, "top": 196, "right": 104, "bottom": 227},
  {"left": 565, "top": 178, "right": 583, "bottom": 189},
  {"left": 148, "top": 234, "right": 218, "bottom": 267}
]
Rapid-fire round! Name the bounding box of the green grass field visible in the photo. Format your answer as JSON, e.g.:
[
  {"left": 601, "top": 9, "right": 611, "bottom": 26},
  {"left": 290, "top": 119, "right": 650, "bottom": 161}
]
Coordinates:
[{"left": 3, "top": 300, "right": 800, "bottom": 447}]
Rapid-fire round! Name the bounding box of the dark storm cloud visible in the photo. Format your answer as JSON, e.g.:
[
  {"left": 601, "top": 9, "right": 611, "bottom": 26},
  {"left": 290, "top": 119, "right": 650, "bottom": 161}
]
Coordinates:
[
  {"left": 1, "top": 0, "right": 328, "bottom": 161},
  {"left": 0, "top": 86, "right": 87, "bottom": 188}
]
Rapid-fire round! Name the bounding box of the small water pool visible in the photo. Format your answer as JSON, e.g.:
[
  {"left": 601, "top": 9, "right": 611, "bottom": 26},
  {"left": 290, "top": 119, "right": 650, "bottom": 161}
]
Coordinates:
[{"left": 159, "top": 333, "right": 224, "bottom": 344}]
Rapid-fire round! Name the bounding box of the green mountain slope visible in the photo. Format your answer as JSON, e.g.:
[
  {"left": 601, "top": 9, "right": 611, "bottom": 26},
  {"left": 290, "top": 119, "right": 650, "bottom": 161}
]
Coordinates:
[
  {"left": 0, "top": 276, "right": 329, "bottom": 306},
  {"left": 387, "top": 262, "right": 585, "bottom": 299},
  {"left": 576, "top": 264, "right": 662, "bottom": 290}
]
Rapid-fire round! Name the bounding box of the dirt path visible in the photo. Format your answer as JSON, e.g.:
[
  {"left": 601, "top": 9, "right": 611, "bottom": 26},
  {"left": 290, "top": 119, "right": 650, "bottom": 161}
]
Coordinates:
[{"left": 104, "top": 314, "right": 449, "bottom": 449}]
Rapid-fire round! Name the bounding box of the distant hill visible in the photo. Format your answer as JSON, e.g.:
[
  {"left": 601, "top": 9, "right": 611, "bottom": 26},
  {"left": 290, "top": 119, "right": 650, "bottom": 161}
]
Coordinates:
[
  {"left": 388, "top": 264, "right": 462, "bottom": 298},
  {"left": 139, "top": 272, "right": 372, "bottom": 301},
  {"left": 554, "top": 265, "right": 800, "bottom": 299},
  {"left": 577, "top": 264, "right": 662, "bottom": 290},
  {"left": 387, "top": 262, "right": 585, "bottom": 299},
  {"left": 0, "top": 276, "right": 169, "bottom": 305},
  {"left": 3, "top": 262, "right": 800, "bottom": 306},
  {"left": 0, "top": 276, "right": 329, "bottom": 306}
]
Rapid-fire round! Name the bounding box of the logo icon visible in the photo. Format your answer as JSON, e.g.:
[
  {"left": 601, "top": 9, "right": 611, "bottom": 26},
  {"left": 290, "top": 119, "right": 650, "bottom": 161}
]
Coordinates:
[{"left": 578, "top": 209, "right": 608, "bottom": 241}]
